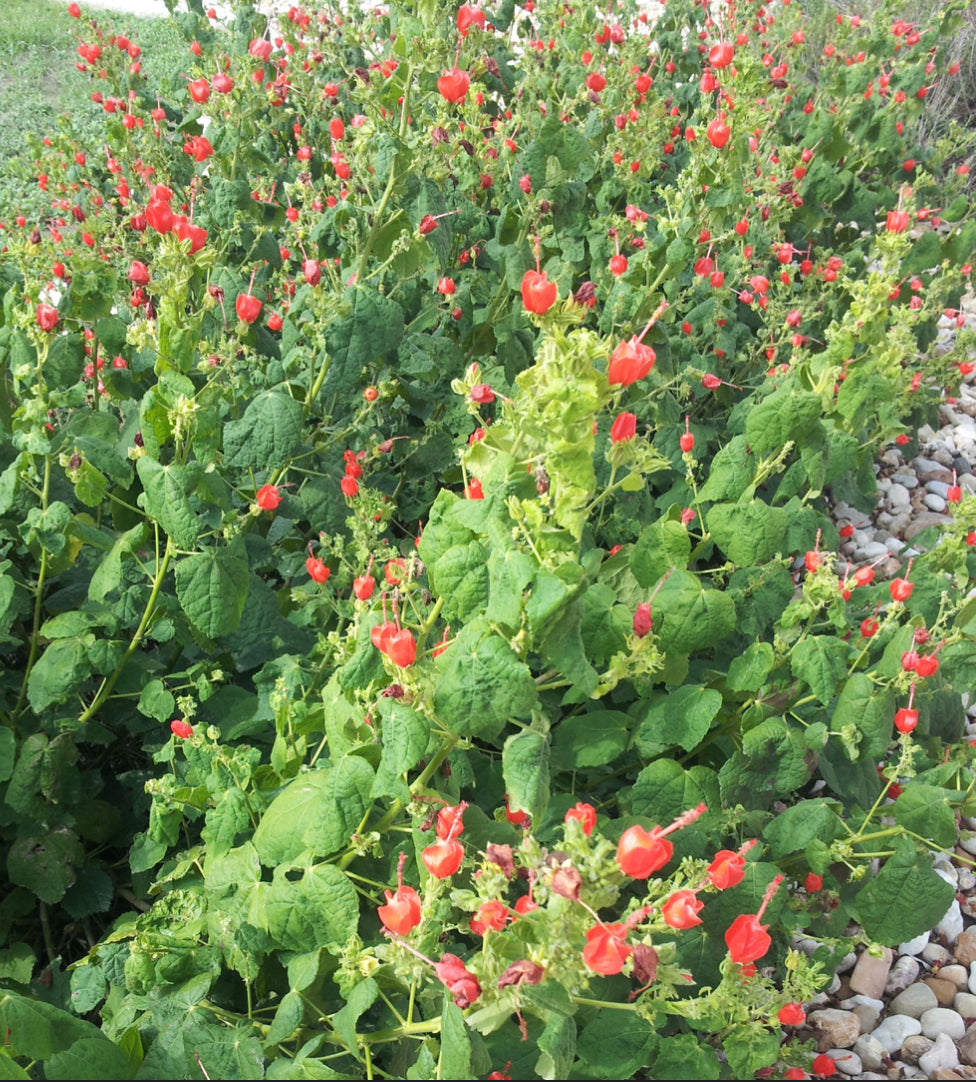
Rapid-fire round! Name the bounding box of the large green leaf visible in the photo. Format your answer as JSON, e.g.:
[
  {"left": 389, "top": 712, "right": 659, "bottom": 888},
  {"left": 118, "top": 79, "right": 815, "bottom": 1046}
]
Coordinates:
[
  {"left": 433, "top": 619, "right": 537, "bottom": 741},
  {"left": 635, "top": 686, "right": 722, "bottom": 755},
  {"left": 502, "top": 728, "right": 550, "bottom": 824},
  {"left": 175, "top": 537, "right": 249, "bottom": 639},
  {"left": 707, "top": 500, "right": 790, "bottom": 565},
  {"left": 790, "top": 636, "right": 850, "bottom": 705},
  {"left": 136, "top": 457, "right": 200, "bottom": 549},
  {"left": 855, "top": 839, "right": 955, "bottom": 945},
  {"left": 831, "top": 673, "right": 894, "bottom": 762},
  {"left": 224, "top": 389, "right": 304, "bottom": 469},
  {"left": 265, "top": 861, "right": 359, "bottom": 952}
]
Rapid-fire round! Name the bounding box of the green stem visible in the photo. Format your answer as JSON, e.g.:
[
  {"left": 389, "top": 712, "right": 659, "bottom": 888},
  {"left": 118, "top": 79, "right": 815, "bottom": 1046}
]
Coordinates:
[
  {"left": 337, "top": 730, "right": 459, "bottom": 870},
  {"left": 570, "top": 995, "right": 639, "bottom": 1012},
  {"left": 11, "top": 456, "right": 52, "bottom": 726},
  {"left": 353, "top": 64, "right": 412, "bottom": 288},
  {"left": 77, "top": 531, "right": 175, "bottom": 725}
]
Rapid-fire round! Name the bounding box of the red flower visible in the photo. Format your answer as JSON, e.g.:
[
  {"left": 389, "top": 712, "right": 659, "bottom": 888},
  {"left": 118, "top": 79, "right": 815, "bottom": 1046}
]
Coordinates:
[
  {"left": 340, "top": 475, "right": 359, "bottom": 497},
  {"left": 437, "top": 67, "right": 470, "bottom": 104},
  {"left": 255, "top": 484, "right": 282, "bottom": 511},
  {"left": 608, "top": 337, "right": 655, "bottom": 386},
  {"left": 470, "top": 900, "right": 510, "bottom": 936},
  {"left": 662, "top": 890, "right": 704, "bottom": 929},
  {"left": 170, "top": 719, "right": 193, "bottom": 739},
  {"left": 582, "top": 923, "right": 632, "bottom": 974},
  {"left": 804, "top": 872, "right": 823, "bottom": 892},
  {"left": 36, "top": 304, "right": 59, "bottom": 332},
  {"left": 564, "top": 802, "right": 597, "bottom": 835},
  {"left": 306, "top": 552, "right": 330, "bottom": 583},
  {"left": 707, "top": 849, "right": 746, "bottom": 889},
  {"left": 434, "top": 954, "right": 480, "bottom": 1008},
  {"left": 812, "top": 1052, "right": 837, "bottom": 1078},
  {"left": 236, "top": 292, "right": 263, "bottom": 324},
  {"left": 436, "top": 804, "right": 466, "bottom": 841},
  {"left": 617, "top": 824, "right": 672, "bottom": 878},
  {"left": 457, "top": 4, "right": 486, "bottom": 36},
  {"left": 778, "top": 1002, "right": 806, "bottom": 1026},
  {"left": 610, "top": 411, "right": 637, "bottom": 444},
  {"left": 632, "top": 601, "right": 652, "bottom": 638},
  {"left": 422, "top": 838, "right": 464, "bottom": 878},
  {"left": 725, "top": 913, "right": 771, "bottom": 964},
  {"left": 521, "top": 269, "right": 558, "bottom": 314},
  {"left": 504, "top": 797, "right": 531, "bottom": 828},
  {"left": 386, "top": 629, "right": 417, "bottom": 668},
  {"left": 378, "top": 884, "right": 422, "bottom": 935}
]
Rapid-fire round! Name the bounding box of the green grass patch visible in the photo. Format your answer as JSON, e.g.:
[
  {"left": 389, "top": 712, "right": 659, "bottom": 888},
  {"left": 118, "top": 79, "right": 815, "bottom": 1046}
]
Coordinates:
[{"left": 0, "top": 0, "right": 185, "bottom": 222}]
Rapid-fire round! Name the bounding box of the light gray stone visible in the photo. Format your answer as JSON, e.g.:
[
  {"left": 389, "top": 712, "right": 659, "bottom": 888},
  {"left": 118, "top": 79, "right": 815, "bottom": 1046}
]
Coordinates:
[
  {"left": 888, "top": 482, "right": 912, "bottom": 508},
  {"left": 851, "top": 1003, "right": 881, "bottom": 1033},
  {"left": 886, "top": 955, "right": 922, "bottom": 995},
  {"left": 921, "top": 1007, "right": 967, "bottom": 1041},
  {"left": 927, "top": 480, "right": 952, "bottom": 498},
  {"left": 925, "top": 493, "right": 948, "bottom": 512},
  {"left": 920, "top": 1031, "right": 963, "bottom": 1075},
  {"left": 853, "top": 1033, "right": 887, "bottom": 1071},
  {"left": 900, "top": 932, "right": 932, "bottom": 958},
  {"left": 956, "top": 992, "right": 976, "bottom": 1019},
  {"left": 938, "top": 900, "right": 966, "bottom": 944},
  {"left": 890, "top": 982, "right": 939, "bottom": 1018},
  {"left": 923, "top": 942, "right": 954, "bottom": 965},
  {"left": 826, "top": 1048, "right": 862, "bottom": 1075},
  {"left": 871, "top": 1014, "right": 923, "bottom": 1053},
  {"left": 943, "top": 965, "right": 971, "bottom": 989}
]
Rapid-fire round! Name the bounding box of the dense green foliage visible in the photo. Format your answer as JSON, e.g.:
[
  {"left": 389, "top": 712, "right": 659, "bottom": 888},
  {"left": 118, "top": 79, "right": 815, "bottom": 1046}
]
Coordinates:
[{"left": 1, "top": 0, "right": 976, "bottom": 1077}]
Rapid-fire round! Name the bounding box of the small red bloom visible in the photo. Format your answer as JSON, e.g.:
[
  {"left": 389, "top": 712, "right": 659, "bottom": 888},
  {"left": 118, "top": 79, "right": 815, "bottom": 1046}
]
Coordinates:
[
  {"left": 778, "top": 1002, "right": 806, "bottom": 1026},
  {"left": 378, "top": 883, "right": 422, "bottom": 935},
  {"left": 255, "top": 483, "right": 282, "bottom": 511},
  {"left": 617, "top": 824, "right": 672, "bottom": 878},
  {"left": 608, "top": 337, "right": 655, "bottom": 386},
  {"left": 707, "top": 849, "right": 746, "bottom": 889},
  {"left": 434, "top": 954, "right": 480, "bottom": 1008},
  {"left": 725, "top": 913, "right": 771, "bottom": 964},
  {"left": 582, "top": 922, "right": 632, "bottom": 974},
  {"left": 564, "top": 802, "right": 597, "bottom": 835},
  {"left": 170, "top": 719, "right": 193, "bottom": 739},
  {"left": 662, "top": 890, "right": 704, "bottom": 929},
  {"left": 804, "top": 872, "right": 823, "bottom": 892},
  {"left": 610, "top": 411, "right": 637, "bottom": 444},
  {"left": 470, "top": 900, "right": 510, "bottom": 936},
  {"left": 422, "top": 838, "right": 464, "bottom": 878},
  {"left": 521, "top": 269, "right": 558, "bottom": 314}
]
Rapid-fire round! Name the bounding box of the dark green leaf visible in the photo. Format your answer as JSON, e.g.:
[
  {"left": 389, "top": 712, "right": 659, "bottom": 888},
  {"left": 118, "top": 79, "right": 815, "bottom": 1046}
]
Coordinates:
[
  {"left": 175, "top": 537, "right": 249, "bottom": 640},
  {"left": 224, "top": 390, "right": 303, "bottom": 469},
  {"left": 635, "top": 686, "right": 722, "bottom": 755},
  {"left": 855, "top": 839, "right": 955, "bottom": 945}
]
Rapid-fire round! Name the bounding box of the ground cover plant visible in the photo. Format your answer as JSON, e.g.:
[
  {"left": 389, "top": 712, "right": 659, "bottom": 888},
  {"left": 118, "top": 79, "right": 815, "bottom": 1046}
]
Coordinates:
[{"left": 1, "top": 0, "right": 976, "bottom": 1077}]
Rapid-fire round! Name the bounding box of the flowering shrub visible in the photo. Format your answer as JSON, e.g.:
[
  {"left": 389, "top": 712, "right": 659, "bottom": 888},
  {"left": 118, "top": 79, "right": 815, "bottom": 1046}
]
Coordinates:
[{"left": 1, "top": 0, "right": 976, "bottom": 1077}]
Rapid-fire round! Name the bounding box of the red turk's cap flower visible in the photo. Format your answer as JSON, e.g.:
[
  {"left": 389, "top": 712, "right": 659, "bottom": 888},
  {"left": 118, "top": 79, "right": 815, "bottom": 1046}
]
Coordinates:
[
  {"left": 610, "top": 411, "right": 637, "bottom": 443},
  {"left": 170, "top": 719, "right": 193, "bottom": 739}
]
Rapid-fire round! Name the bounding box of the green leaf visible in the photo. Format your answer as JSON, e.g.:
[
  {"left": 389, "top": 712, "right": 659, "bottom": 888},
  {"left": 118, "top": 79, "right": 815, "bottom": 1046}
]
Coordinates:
[
  {"left": 137, "top": 678, "right": 175, "bottom": 722},
  {"left": 723, "top": 1028, "right": 781, "bottom": 1079},
  {"left": 0, "top": 728, "right": 14, "bottom": 783},
  {"left": 7, "top": 831, "right": 83, "bottom": 904},
  {"left": 302, "top": 755, "right": 374, "bottom": 857},
  {"left": 727, "top": 642, "right": 775, "bottom": 693},
  {"left": 502, "top": 728, "right": 550, "bottom": 825},
  {"left": 763, "top": 800, "right": 846, "bottom": 859},
  {"left": 745, "top": 390, "right": 822, "bottom": 454},
  {"left": 0, "top": 992, "right": 103, "bottom": 1060},
  {"left": 27, "top": 638, "right": 91, "bottom": 712},
  {"left": 791, "top": 636, "right": 849, "bottom": 705},
  {"left": 224, "top": 389, "right": 304, "bottom": 469},
  {"left": 428, "top": 540, "right": 490, "bottom": 623},
  {"left": 550, "top": 710, "right": 630, "bottom": 769},
  {"left": 630, "top": 760, "right": 709, "bottom": 823},
  {"left": 635, "top": 686, "right": 722, "bottom": 755},
  {"left": 175, "top": 537, "right": 249, "bottom": 639},
  {"left": 707, "top": 500, "right": 790, "bottom": 565},
  {"left": 202, "top": 787, "right": 250, "bottom": 858},
  {"left": 697, "top": 435, "right": 756, "bottom": 502},
  {"left": 372, "top": 701, "right": 430, "bottom": 801},
  {"left": 68, "top": 966, "right": 106, "bottom": 1015},
  {"left": 45, "top": 1036, "right": 132, "bottom": 1080},
  {"left": 265, "top": 861, "right": 359, "bottom": 952},
  {"left": 89, "top": 524, "right": 144, "bottom": 602},
  {"left": 831, "top": 674, "right": 894, "bottom": 762},
  {"left": 485, "top": 544, "right": 536, "bottom": 629},
  {"left": 322, "top": 286, "right": 405, "bottom": 399},
  {"left": 535, "top": 1013, "right": 575, "bottom": 1081},
  {"left": 718, "top": 719, "right": 816, "bottom": 809},
  {"left": 0, "top": 945, "right": 35, "bottom": 986},
  {"left": 136, "top": 457, "right": 200, "bottom": 550},
  {"left": 575, "top": 1015, "right": 657, "bottom": 1078},
  {"left": 630, "top": 518, "right": 691, "bottom": 588},
  {"left": 433, "top": 619, "right": 538, "bottom": 742},
  {"left": 332, "top": 978, "right": 378, "bottom": 1058},
  {"left": 439, "top": 997, "right": 472, "bottom": 1081},
  {"left": 658, "top": 581, "right": 735, "bottom": 653},
  {"left": 892, "top": 784, "right": 960, "bottom": 850},
  {"left": 266, "top": 990, "right": 305, "bottom": 1047},
  {"left": 855, "top": 839, "right": 955, "bottom": 945}
]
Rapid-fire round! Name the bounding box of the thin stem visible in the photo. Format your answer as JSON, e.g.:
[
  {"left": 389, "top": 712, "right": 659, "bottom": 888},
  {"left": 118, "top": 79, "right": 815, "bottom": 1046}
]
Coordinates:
[{"left": 78, "top": 531, "right": 176, "bottom": 725}]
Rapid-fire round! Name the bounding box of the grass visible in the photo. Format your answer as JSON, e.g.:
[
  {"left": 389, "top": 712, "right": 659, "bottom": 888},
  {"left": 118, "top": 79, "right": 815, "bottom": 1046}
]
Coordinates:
[{"left": 0, "top": 0, "right": 185, "bottom": 223}]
